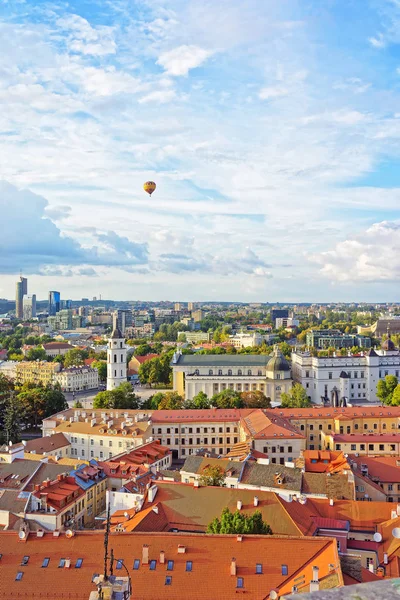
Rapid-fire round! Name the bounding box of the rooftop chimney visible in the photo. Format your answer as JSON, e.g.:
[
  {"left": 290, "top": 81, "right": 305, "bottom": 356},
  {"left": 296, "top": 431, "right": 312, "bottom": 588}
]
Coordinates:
[
  {"left": 177, "top": 545, "right": 186, "bottom": 554},
  {"left": 230, "top": 558, "right": 237, "bottom": 576},
  {"left": 64, "top": 559, "right": 71, "bottom": 569},
  {"left": 160, "top": 551, "right": 165, "bottom": 564},
  {"left": 236, "top": 535, "right": 243, "bottom": 542},
  {"left": 142, "top": 544, "right": 149, "bottom": 565},
  {"left": 369, "top": 562, "right": 374, "bottom": 573},
  {"left": 237, "top": 500, "right": 242, "bottom": 511},
  {"left": 329, "top": 498, "right": 334, "bottom": 506},
  {"left": 384, "top": 553, "right": 388, "bottom": 565},
  {"left": 309, "top": 566, "right": 320, "bottom": 593},
  {"left": 193, "top": 480, "right": 199, "bottom": 488},
  {"left": 253, "top": 496, "right": 259, "bottom": 507}
]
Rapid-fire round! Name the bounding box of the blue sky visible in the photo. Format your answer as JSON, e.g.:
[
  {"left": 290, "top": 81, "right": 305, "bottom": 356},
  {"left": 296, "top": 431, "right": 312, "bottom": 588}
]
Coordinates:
[{"left": 1, "top": 0, "right": 400, "bottom": 301}]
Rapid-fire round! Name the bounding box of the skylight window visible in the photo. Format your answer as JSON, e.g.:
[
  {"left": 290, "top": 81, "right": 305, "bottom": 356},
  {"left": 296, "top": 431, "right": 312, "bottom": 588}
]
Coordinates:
[
  {"left": 165, "top": 576, "right": 172, "bottom": 585},
  {"left": 237, "top": 577, "right": 244, "bottom": 588},
  {"left": 75, "top": 558, "right": 83, "bottom": 568},
  {"left": 116, "top": 559, "right": 123, "bottom": 570},
  {"left": 16, "top": 572, "right": 23, "bottom": 581},
  {"left": 133, "top": 559, "right": 140, "bottom": 570},
  {"left": 167, "top": 560, "right": 174, "bottom": 571},
  {"left": 149, "top": 560, "right": 156, "bottom": 570},
  {"left": 186, "top": 561, "right": 193, "bottom": 572},
  {"left": 256, "top": 563, "right": 263, "bottom": 574},
  {"left": 58, "top": 559, "right": 66, "bottom": 568},
  {"left": 282, "top": 564, "right": 288, "bottom": 576},
  {"left": 21, "top": 556, "right": 29, "bottom": 566},
  {"left": 42, "top": 558, "right": 50, "bottom": 568}
]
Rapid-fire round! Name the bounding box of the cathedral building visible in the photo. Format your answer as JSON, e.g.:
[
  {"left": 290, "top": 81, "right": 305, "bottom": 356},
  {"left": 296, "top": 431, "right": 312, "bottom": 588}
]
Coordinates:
[{"left": 171, "top": 346, "right": 292, "bottom": 402}]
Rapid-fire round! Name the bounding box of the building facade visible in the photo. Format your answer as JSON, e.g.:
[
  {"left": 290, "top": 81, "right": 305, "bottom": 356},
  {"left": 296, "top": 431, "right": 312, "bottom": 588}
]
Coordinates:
[
  {"left": 107, "top": 327, "right": 127, "bottom": 390},
  {"left": 15, "top": 276, "right": 27, "bottom": 319},
  {"left": 15, "top": 360, "right": 61, "bottom": 386},
  {"left": 54, "top": 366, "right": 99, "bottom": 392},
  {"left": 171, "top": 347, "right": 292, "bottom": 402},
  {"left": 292, "top": 343, "right": 400, "bottom": 404},
  {"left": 48, "top": 290, "right": 60, "bottom": 316},
  {"left": 23, "top": 294, "right": 36, "bottom": 320}
]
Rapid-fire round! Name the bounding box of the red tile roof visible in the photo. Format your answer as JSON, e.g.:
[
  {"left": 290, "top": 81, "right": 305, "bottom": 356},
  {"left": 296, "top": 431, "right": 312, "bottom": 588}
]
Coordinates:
[
  {"left": 349, "top": 455, "right": 400, "bottom": 482},
  {"left": 151, "top": 409, "right": 254, "bottom": 423},
  {"left": 133, "top": 354, "right": 159, "bottom": 364},
  {"left": 24, "top": 433, "right": 70, "bottom": 454},
  {"left": 332, "top": 433, "right": 400, "bottom": 442}
]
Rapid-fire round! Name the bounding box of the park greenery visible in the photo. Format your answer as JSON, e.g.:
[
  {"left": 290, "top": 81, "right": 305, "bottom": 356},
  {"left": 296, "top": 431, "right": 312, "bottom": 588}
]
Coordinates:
[
  {"left": 280, "top": 383, "right": 311, "bottom": 408},
  {"left": 207, "top": 508, "right": 273, "bottom": 535},
  {"left": 199, "top": 465, "right": 226, "bottom": 487},
  {"left": 0, "top": 374, "right": 68, "bottom": 444},
  {"left": 377, "top": 375, "right": 400, "bottom": 406}
]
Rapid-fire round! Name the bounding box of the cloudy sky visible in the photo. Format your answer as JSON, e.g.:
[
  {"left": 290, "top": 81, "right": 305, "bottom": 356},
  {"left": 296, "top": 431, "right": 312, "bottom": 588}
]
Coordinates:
[{"left": 1, "top": 0, "right": 400, "bottom": 302}]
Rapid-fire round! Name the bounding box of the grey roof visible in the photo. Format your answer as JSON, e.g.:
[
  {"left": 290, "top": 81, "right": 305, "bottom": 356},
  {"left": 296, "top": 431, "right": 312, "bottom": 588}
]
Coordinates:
[
  {"left": 181, "top": 456, "right": 204, "bottom": 474},
  {"left": 111, "top": 327, "right": 123, "bottom": 339},
  {"left": 25, "top": 463, "right": 75, "bottom": 491},
  {"left": 181, "top": 456, "right": 244, "bottom": 478},
  {"left": 24, "top": 433, "right": 70, "bottom": 454},
  {"left": 366, "top": 348, "right": 378, "bottom": 357},
  {"left": 0, "top": 459, "right": 39, "bottom": 490},
  {"left": 240, "top": 462, "right": 302, "bottom": 492},
  {"left": 339, "top": 371, "right": 350, "bottom": 379},
  {"left": 266, "top": 348, "right": 291, "bottom": 373},
  {"left": 0, "top": 490, "right": 29, "bottom": 513},
  {"left": 174, "top": 354, "right": 271, "bottom": 367}
]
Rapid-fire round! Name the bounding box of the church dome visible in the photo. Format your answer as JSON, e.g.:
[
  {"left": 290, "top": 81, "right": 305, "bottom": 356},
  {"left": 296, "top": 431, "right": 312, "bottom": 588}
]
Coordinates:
[
  {"left": 382, "top": 335, "right": 395, "bottom": 351},
  {"left": 266, "top": 347, "right": 291, "bottom": 373}
]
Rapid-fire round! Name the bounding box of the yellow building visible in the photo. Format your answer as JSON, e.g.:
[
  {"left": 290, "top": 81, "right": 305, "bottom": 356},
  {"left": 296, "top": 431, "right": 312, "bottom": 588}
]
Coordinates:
[{"left": 16, "top": 360, "right": 61, "bottom": 386}]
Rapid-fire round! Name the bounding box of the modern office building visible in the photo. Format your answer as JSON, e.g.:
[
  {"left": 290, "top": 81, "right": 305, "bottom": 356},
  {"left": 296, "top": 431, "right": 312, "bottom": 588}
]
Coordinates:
[
  {"left": 15, "top": 276, "right": 27, "bottom": 318},
  {"left": 47, "top": 309, "right": 73, "bottom": 330},
  {"left": 113, "top": 309, "right": 132, "bottom": 335},
  {"left": 48, "top": 290, "right": 61, "bottom": 316},
  {"left": 60, "top": 299, "right": 72, "bottom": 309},
  {"left": 271, "top": 308, "right": 289, "bottom": 323},
  {"left": 306, "top": 329, "right": 372, "bottom": 349},
  {"left": 22, "top": 294, "right": 36, "bottom": 320}
]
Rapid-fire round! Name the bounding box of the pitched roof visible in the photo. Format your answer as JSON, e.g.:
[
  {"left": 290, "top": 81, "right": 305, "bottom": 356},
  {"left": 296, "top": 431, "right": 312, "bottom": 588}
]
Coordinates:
[
  {"left": 42, "top": 342, "right": 72, "bottom": 350},
  {"left": 349, "top": 455, "right": 400, "bottom": 483},
  {"left": 242, "top": 411, "right": 305, "bottom": 440},
  {"left": 132, "top": 354, "right": 159, "bottom": 364},
  {"left": 151, "top": 409, "right": 253, "bottom": 423},
  {"left": 116, "top": 482, "right": 306, "bottom": 536},
  {"left": 181, "top": 456, "right": 243, "bottom": 478},
  {"left": 0, "top": 531, "right": 342, "bottom": 599},
  {"left": 173, "top": 354, "right": 271, "bottom": 366},
  {"left": 275, "top": 406, "right": 400, "bottom": 420},
  {"left": 240, "top": 462, "right": 302, "bottom": 492},
  {"left": 23, "top": 433, "right": 70, "bottom": 454}
]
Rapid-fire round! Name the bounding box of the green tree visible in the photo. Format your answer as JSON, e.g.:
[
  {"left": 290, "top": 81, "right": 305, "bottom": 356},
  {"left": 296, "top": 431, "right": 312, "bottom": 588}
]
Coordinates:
[
  {"left": 4, "top": 396, "right": 23, "bottom": 443},
  {"left": 185, "top": 391, "right": 211, "bottom": 409},
  {"left": 280, "top": 383, "right": 311, "bottom": 408},
  {"left": 43, "top": 386, "right": 68, "bottom": 416},
  {"left": 26, "top": 347, "right": 47, "bottom": 361},
  {"left": 178, "top": 332, "right": 187, "bottom": 342},
  {"left": 73, "top": 400, "right": 84, "bottom": 408},
  {"left": 93, "top": 383, "right": 140, "bottom": 409},
  {"left": 157, "top": 392, "right": 184, "bottom": 410},
  {"left": 211, "top": 388, "right": 244, "bottom": 409},
  {"left": 63, "top": 348, "right": 89, "bottom": 367},
  {"left": 377, "top": 375, "right": 398, "bottom": 405},
  {"left": 92, "top": 360, "right": 107, "bottom": 382},
  {"left": 199, "top": 465, "right": 225, "bottom": 487},
  {"left": 240, "top": 390, "right": 271, "bottom": 408},
  {"left": 207, "top": 508, "right": 272, "bottom": 535}
]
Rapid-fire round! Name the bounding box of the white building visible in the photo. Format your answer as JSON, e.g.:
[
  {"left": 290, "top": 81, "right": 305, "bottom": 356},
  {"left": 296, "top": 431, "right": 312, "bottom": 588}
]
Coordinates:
[
  {"left": 171, "top": 346, "right": 292, "bottom": 403},
  {"left": 229, "top": 332, "right": 263, "bottom": 348},
  {"left": 275, "top": 317, "right": 299, "bottom": 329},
  {"left": 23, "top": 294, "right": 36, "bottom": 320},
  {"left": 0, "top": 360, "right": 17, "bottom": 379},
  {"left": 54, "top": 366, "right": 99, "bottom": 392},
  {"left": 292, "top": 336, "right": 400, "bottom": 405},
  {"left": 107, "top": 327, "right": 127, "bottom": 390}
]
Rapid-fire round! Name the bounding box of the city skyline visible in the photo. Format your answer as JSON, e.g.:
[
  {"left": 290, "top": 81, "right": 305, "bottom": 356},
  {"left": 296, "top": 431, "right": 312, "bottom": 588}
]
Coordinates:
[{"left": 1, "top": 1, "right": 400, "bottom": 301}]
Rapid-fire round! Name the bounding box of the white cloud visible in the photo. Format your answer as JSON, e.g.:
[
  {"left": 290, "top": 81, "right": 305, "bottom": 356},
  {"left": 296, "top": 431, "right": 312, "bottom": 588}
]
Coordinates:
[
  {"left": 310, "top": 221, "right": 400, "bottom": 282},
  {"left": 258, "top": 86, "right": 289, "bottom": 100},
  {"left": 56, "top": 14, "right": 116, "bottom": 56},
  {"left": 157, "top": 45, "right": 214, "bottom": 76},
  {"left": 138, "top": 89, "right": 176, "bottom": 103}
]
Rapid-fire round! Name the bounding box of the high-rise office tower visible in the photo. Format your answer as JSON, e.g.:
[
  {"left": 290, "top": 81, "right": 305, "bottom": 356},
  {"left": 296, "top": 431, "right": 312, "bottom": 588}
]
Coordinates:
[
  {"left": 60, "top": 299, "right": 72, "bottom": 310},
  {"left": 48, "top": 291, "right": 61, "bottom": 316},
  {"left": 113, "top": 309, "right": 133, "bottom": 335},
  {"left": 15, "top": 276, "right": 28, "bottom": 319},
  {"left": 23, "top": 294, "right": 36, "bottom": 320},
  {"left": 188, "top": 302, "right": 194, "bottom": 311}
]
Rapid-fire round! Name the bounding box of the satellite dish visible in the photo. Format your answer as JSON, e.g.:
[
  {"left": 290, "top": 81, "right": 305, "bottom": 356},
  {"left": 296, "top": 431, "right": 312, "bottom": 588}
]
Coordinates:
[
  {"left": 373, "top": 532, "right": 382, "bottom": 543},
  {"left": 18, "top": 530, "right": 26, "bottom": 540},
  {"left": 65, "top": 529, "right": 74, "bottom": 539},
  {"left": 392, "top": 528, "right": 400, "bottom": 539}
]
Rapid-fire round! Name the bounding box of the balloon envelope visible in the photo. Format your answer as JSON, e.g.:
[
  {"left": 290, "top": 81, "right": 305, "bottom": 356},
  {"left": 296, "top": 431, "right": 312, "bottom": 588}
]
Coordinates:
[{"left": 143, "top": 181, "right": 156, "bottom": 196}]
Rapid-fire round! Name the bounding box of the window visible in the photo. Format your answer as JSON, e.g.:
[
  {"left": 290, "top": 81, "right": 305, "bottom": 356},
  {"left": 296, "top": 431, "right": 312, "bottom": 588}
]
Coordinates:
[
  {"left": 228, "top": 369, "right": 232, "bottom": 376},
  {"left": 389, "top": 484, "right": 393, "bottom": 491},
  {"left": 218, "top": 369, "right": 222, "bottom": 375},
  {"left": 167, "top": 560, "right": 174, "bottom": 571},
  {"left": 360, "top": 444, "right": 365, "bottom": 451},
  {"left": 354, "top": 424, "right": 359, "bottom": 430},
  {"left": 288, "top": 446, "right": 292, "bottom": 453},
  {"left": 133, "top": 559, "right": 140, "bottom": 570},
  {"left": 165, "top": 576, "right": 172, "bottom": 585},
  {"left": 21, "top": 556, "right": 29, "bottom": 566},
  {"left": 186, "top": 561, "right": 193, "bottom": 572},
  {"left": 379, "top": 444, "right": 385, "bottom": 451},
  {"left": 256, "top": 563, "right": 263, "bottom": 574},
  {"left": 75, "top": 558, "right": 83, "bottom": 568},
  {"left": 209, "top": 370, "right": 213, "bottom": 375},
  {"left": 116, "top": 560, "right": 123, "bottom": 570},
  {"left": 351, "top": 445, "right": 356, "bottom": 451},
  {"left": 15, "top": 572, "right": 23, "bottom": 581},
  {"left": 336, "top": 444, "right": 341, "bottom": 451},
  {"left": 238, "top": 370, "right": 242, "bottom": 376},
  {"left": 42, "top": 558, "right": 50, "bottom": 568},
  {"left": 281, "top": 565, "right": 288, "bottom": 576},
  {"left": 149, "top": 560, "right": 156, "bottom": 570},
  {"left": 58, "top": 559, "right": 66, "bottom": 568},
  {"left": 328, "top": 372, "right": 332, "bottom": 379},
  {"left": 237, "top": 577, "right": 244, "bottom": 589},
  {"left": 369, "top": 444, "right": 374, "bottom": 451}
]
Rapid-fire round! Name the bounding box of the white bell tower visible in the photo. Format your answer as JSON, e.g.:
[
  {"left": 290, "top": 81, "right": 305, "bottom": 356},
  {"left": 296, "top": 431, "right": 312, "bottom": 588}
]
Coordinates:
[{"left": 107, "top": 327, "right": 127, "bottom": 391}]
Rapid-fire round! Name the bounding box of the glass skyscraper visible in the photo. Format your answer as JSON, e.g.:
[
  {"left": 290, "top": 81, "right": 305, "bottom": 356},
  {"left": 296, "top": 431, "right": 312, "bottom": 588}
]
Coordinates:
[
  {"left": 15, "top": 276, "right": 27, "bottom": 319},
  {"left": 48, "top": 290, "right": 61, "bottom": 316}
]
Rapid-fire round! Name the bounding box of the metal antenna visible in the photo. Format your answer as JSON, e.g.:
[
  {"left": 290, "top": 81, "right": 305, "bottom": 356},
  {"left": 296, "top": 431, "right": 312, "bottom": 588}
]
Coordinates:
[{"left": 104, "top": 500, "right": 111, "bottom": 580}]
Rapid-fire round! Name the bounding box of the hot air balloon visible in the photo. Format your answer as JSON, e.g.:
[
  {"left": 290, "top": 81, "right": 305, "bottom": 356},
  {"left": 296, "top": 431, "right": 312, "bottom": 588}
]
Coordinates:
[{"left": 143, "top": 181, "right": 156, "bottom": 196}]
